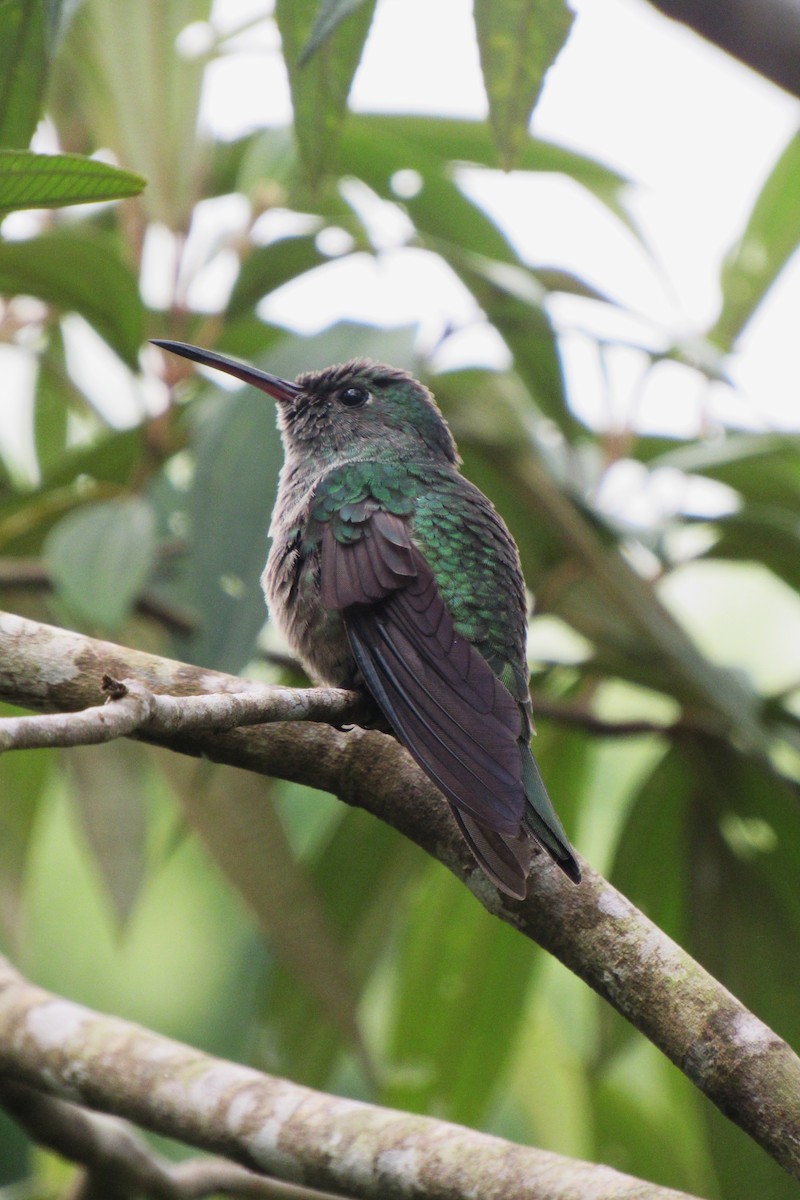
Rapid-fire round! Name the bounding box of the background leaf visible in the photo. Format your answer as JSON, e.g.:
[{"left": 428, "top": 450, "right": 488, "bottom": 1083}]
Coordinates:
[
  {"left": 68, "top": 740, "right": 149, "bottom": 927},
  {"left": 0, "top": 736, "right": 51, "bottom": 952},
  {"left": 0, "top": 229, "right": 144, "bottom": 365},
  {"left": 0, "top": 149, "right": 145, "bottom": 213},
  {"left": 166, "top": 761, "right": 370, "bottom": 1067},
  {"left": 711, "top": 130, "right": 800, "bottom": 350},
  {"left": 0, "top": 0, "right": 53, "bottom": 149},
  {"left": 384, "top": 864, "right": 540, "bottom": 1127},
  {"left": 275, "top": 0, "right": 377, "bottom": 188},
  {"left": 43, "top": 497, "right": 157, "bottom": 632},
  {"left": 299, "top": 0, "right": 374, "bottom": 65},
  {"left": 474, "top": 0, "right": 575, "bottom": 169},
  {"left": 52, "top": 0, "right": 210, "bottom": 229}
]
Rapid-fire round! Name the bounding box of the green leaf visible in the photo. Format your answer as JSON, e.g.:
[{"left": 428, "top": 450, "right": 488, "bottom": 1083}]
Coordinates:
[
  {"left": 384, "top": 862, "right": 539, "bottom": 1126},
  {"left": 651, "top": 433, "right": 800, "bottom": 508},
  {"left": 43, "top": 426, "right": 143, "bottom": 488},
  {"left": 52, "top": 0, "right": 210, "bottom": 229},
  {"left": 227, "top": 234, "right": 328, "bottom": 319},
  {"left": 0, "top": 149, "right": 145, "bottom": 212},
  {"left": 299, "top": 0, "right": 373, "bottom": 65},
  {"left": 706, "top": 506, "right": 800, "bottom": 594},
  {"left": 33, "top": 344, "right": 70, "bottom": 476},
  {"left": 175, "top": 765, "right": 369, "bottom": 1065},
  {"left": 0, "top": 738, "right": 51, "bottom": 948},
  {"left": 0, "top": 228, "right": 144, "bottom": 367},
  {"left": 532, "top": 265, "right": 614, "bottom": 304},
  {"left": 68, "top": 741, "right": 149, "bottom": 927},
  {"left": 260, "top": 320, "right": 418, "bottom": 379},
  {"left": 0, "top": 424, "right": 143, "bottom": 554},
  {"left": 43, "top": 497, "right": 157, "bottom": 632},
  {"left": 264, "top": 803, "right": 425, "bottom": 1087},
  {"left": 446, "top": 249, "right": 574, "bottom": 434},
  {"left": 711, "top": 130, "right": 800, "bottom": 349},
  {"left": 341, "top": 114, "right": 633, "bottom": 228},
  {"left": 275, "top": 0, "right": 377, "bottom": 189},
  {"left": 474, "top": 0, "right": 574, "bottom": 170},
  {"left": 684, "top": 742, "right": 800, "bottom": 1199},
  {"left": 180, "top": 380, "right": 283, "bottom": 674},
  {"left": 0, "top": 0, "right": 50, "bottom": 149},
  {"left": 609, "top": 746, "right": 688, "bottom": 947},
  {"left": 593, "top": 1041, "right": 717, "bottom": 1197}
]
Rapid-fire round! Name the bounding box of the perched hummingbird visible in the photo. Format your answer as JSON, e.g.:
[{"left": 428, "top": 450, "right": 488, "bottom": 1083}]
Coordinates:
[{"left": 153, "top": 340, "right": 581, "bottom": 898}]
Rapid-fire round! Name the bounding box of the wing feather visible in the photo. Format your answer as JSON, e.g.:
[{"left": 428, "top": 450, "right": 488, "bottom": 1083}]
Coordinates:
[
  {"left": 321, "top": 513, "right": 527, "bottom": 835},
  {"left": 452, "top": 810, "right": 531, "bottom": 899}
]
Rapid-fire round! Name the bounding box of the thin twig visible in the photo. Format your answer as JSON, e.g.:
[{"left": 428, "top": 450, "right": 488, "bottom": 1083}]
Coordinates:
[
  {"left": 0, "top": 675, "right": 369, "bottom": 752},
  {"left": 0, "top": 670, "right": 698, "bottom": 755}
]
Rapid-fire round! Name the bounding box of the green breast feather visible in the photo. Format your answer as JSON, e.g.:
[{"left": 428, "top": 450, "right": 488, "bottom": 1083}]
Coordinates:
[{"left": 308, "top": 461, "right": 530, "bottom": 705}]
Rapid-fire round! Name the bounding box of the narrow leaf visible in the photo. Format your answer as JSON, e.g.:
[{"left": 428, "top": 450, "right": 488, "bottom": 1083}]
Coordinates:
[
  {"left": 0, "top": 0, "right": 48, "bottom": 149},
  {"left": 33, "top": 340, "right": 71, "bottom": 475},
  {"left": 706, "top": 506, "right": 800, "bottom": 594},
  {"left": 711, "top": 129, "right": 800, "bottom": 349},
  {"left": 0, "top": 740, "right": 51, "bottom": 948},
  {"left": 474, "top": 0, "right": 575, "bottom": 169},
  {"left": 385, "top": 863, "right": 539, "bottom": 1126},
  {"left": 275, "top": 0, "right": 377, "bottom": 188},
  {"left": 650, "top": 433, "right": 800, "bottom": 508},
  {"left": 0, "top": 149, "right": 145, "bottom": 213},
  {"left": 265, "top": 805, "right": 425, "bottom": 1086},
  {"left": 68, "top": 741, "right": 149, "bottom": 928},
  {"left": 299, "top": 0, "right": 372, "bottom": 64},
  {"left": 227, "top": 234, "right": 327, "bottom": 318},
  {"left": 174, "top": 764, "right": 369, "bottom": 1064}
]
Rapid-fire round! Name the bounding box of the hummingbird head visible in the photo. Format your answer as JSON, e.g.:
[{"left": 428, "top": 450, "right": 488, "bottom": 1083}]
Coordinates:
[{"left": 152, "top": 341, "right": 459, "bottom": 465}]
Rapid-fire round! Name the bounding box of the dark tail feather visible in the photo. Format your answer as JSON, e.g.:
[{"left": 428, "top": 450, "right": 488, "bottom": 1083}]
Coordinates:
[
  {"left": 452, "top": 809, "right": 532, "bottom": 899},
  {"left": 521, "top": 743, "right": 581, "bottom": 883}
]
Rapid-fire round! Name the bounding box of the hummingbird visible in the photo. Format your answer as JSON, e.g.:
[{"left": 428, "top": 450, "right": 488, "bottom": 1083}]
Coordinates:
[{"left": 153, "top": 339, "right": 581, "bottom": 898}]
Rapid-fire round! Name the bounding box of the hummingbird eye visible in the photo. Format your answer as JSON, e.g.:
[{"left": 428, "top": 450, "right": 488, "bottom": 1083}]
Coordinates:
[{"left": 337, "top": 385, "right": 370, "bottom": 408}]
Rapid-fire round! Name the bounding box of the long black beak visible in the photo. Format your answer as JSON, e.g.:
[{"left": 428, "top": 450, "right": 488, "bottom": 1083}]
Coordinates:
[{"left": 151, "top": 339, "right": 302, "bottom": 404}]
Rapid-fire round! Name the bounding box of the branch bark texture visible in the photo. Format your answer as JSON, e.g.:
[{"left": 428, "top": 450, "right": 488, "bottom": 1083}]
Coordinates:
[
  {"left": 0, "top": 956, "right": 700, "bottom": 1200},
  {"left": 0, "top": 1080, "right": 341, "bottom": 1199},
  {"left": 1, "top": 612, "right": 799, "bottom": 1181}
]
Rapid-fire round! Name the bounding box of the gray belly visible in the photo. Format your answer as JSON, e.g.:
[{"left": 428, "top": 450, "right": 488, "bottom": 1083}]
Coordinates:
[{"left": 261, "top": 537, "right": 357, "bottom": 687}]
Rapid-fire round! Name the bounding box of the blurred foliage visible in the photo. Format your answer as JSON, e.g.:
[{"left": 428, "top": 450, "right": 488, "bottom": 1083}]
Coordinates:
[{"left": 0, "top": 1, "right": 799, "bottom": 1197}]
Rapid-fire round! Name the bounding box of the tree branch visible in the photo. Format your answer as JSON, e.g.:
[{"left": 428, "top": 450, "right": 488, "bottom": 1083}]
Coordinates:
[
  {"left": 0, "top": 673, "right": 368, "bottom": 751},
  {"left": 0, "top": 956, "right": 703, "bottom": 1200},
  {"left": 1, "top": 611, "right": 799, "bottom": 1182},
  {"left": 645, "top": 0, "right": 800, "bottom": 100},
  {"left": 0, "top": 1080, "right": 339, "bottom": 1199}
]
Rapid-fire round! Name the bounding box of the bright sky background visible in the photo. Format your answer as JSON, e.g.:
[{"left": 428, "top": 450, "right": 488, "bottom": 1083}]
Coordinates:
[{"left": 197, "top": 0, "right": 800, "bottom": 440}]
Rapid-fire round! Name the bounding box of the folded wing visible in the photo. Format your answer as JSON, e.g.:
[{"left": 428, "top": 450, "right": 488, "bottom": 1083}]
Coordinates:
[{"left": 320, "top": 510, "right": 528, "bottom": 843}]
